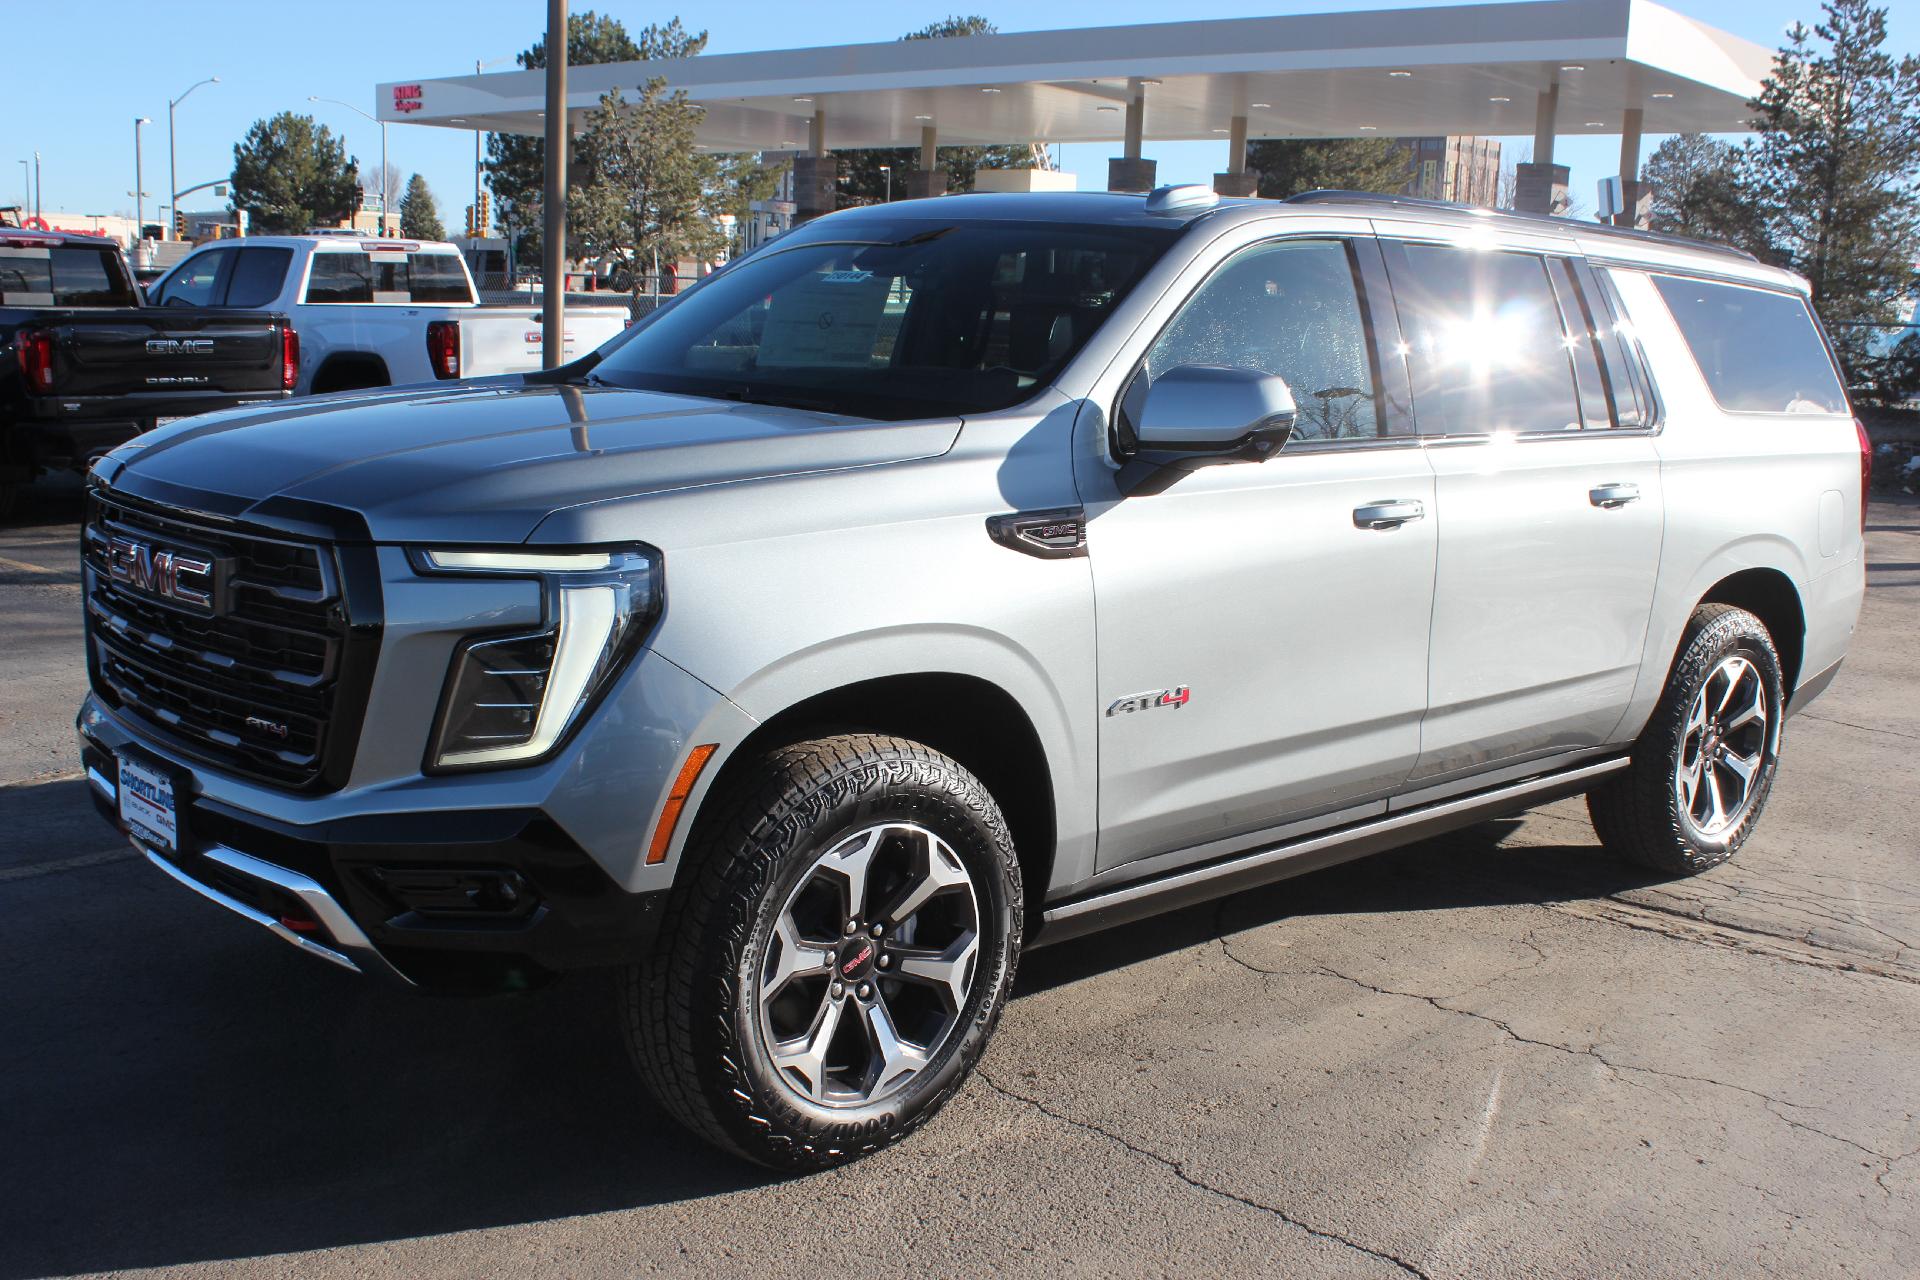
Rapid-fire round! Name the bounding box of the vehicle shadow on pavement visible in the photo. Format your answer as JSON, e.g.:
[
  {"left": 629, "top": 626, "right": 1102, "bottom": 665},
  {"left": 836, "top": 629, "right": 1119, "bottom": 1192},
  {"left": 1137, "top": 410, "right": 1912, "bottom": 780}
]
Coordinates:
[
  {"left": 0, "top": 779, "right": 1657, "bottom": 1277},
  {"left": 0, "top": 774, "right": 775, "bottom": 1279},
  {"left": 1019, "top": 818, "right": 1668, "bottom": 996}
]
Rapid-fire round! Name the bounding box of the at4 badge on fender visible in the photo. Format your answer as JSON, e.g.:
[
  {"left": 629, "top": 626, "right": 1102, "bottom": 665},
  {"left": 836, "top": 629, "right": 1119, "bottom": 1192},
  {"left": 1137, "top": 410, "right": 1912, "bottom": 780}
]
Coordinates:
[{"left": 1106, "top": 686, "right": 1191, "bottom": 716}]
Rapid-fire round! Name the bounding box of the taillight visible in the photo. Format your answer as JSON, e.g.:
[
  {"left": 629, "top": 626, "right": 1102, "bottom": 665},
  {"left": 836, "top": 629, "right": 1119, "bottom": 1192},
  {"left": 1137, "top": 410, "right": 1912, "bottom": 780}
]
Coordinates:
[
  {"left": 16, "top": 329, "right": 54, "bottom": 393},
  {"left": 426, "top": 320, "right": 460, "bottom": 380},
  {"left": 281, "top": 325, "right": 300, "bottom": 390},
  {"left": 1855, "top": 417, "right": 1871, "bottom": 534}
]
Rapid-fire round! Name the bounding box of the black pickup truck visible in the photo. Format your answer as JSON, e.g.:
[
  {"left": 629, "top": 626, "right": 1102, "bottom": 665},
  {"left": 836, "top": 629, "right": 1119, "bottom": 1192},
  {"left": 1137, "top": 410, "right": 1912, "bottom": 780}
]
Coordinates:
[{"left": 1, "top": 228, "right": 295, "bottom": 515}]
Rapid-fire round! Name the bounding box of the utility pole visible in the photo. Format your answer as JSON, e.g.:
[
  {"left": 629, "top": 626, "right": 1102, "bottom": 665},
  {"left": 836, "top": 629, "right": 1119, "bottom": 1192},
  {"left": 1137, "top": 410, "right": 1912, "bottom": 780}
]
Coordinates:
[
  {"left": 134, "top": 118, "right": 152, "bottom": 241},
  {"left": 168, "top": 77, "right": 219, "bottom": 241},
  {"left": 542, "top": 0, "right": 568, "bottom": 370}
]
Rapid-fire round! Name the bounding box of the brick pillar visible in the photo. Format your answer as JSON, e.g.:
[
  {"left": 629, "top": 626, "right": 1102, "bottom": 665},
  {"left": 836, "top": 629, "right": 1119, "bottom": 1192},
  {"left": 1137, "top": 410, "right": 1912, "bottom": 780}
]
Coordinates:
[
  {"left": 1512, "top": 162, "right": 1569, "bottom": 216},
  {"left": 791, "top": 154, "right": 837, "bottom": 223},
  {"left": 1213, "top": 171, "right": 1258, "bottom": 197},
  {"left": 1108, "top": 157, "right": 1158, "bottom": 193},
  {"left": 902, "top": 169, "right": 948, "bottom": 199}
]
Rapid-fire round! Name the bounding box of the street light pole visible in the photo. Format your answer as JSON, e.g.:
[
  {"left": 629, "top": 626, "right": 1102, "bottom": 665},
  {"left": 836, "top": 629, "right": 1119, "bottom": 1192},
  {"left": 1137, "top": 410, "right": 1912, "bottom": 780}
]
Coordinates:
[
  {"left": 880, "top": 164, "right": 892, "bottom": 203},
  {"left": 134, "top": 118, "right": 152, "bottom": 240},
  {"left": 541, "top": 0, "right": 568, "bottom": 370},
  {"left": 18, "top": 160, "right": 28, "bottom": 212},
  {"left": 33, "top": 151, "right": 41, "bottom": 222},
  {"left": 168, "top": 77, "right": 219, "bottom": 241},
  {"left": 309, "top": 96, "right": 391, "bottom": 236}
]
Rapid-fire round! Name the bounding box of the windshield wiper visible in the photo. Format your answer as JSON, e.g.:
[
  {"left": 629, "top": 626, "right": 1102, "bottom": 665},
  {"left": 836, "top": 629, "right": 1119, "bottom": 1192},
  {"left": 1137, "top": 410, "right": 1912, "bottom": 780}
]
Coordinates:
[{"left": 712, "top": 383, "right": 839, "bottom": 414}]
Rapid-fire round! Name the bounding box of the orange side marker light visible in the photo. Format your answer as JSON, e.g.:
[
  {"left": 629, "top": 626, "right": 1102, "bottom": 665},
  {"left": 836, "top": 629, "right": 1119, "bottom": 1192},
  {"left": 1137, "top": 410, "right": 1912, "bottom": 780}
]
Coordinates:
[{"left": 647, "top": 743, "right": 718, "bottom": 864}]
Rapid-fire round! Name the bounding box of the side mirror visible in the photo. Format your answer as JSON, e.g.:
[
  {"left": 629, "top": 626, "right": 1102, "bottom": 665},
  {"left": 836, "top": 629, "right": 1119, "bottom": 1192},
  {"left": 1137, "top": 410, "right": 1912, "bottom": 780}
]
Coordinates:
[
  {"left": 1118, "top": 364, "right": 1296, "bottom": 495},
  {"left": 1134, "top": 363, "right": 1297, "bottom": 455}
]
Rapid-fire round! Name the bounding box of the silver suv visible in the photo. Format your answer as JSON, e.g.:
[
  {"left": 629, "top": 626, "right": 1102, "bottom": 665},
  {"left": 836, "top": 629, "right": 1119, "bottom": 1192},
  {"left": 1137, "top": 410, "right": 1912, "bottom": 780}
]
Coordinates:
[{"left": 77, "top": 188, "right": 1869, "bottom": 1169}]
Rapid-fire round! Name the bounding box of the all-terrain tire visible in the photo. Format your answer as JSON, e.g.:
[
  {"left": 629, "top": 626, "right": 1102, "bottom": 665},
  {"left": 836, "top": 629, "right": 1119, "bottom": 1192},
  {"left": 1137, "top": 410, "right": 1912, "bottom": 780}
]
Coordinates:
[
  {"left": 1588, "top": 604, "right": 1785, "bottom": 875},
  {"left": 621, "top": 733, "right": 1023, "bottom": 1171}
]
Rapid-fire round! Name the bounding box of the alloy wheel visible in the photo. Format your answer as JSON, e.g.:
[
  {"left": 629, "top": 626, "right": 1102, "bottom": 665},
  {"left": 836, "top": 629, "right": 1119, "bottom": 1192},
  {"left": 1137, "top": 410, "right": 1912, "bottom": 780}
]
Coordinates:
[
  {"left": 756, "top": 822, "right": 981, "bottom": 1107},
  {"left": 1675, "top": 653, "right": 1772, "bottom": 838}
]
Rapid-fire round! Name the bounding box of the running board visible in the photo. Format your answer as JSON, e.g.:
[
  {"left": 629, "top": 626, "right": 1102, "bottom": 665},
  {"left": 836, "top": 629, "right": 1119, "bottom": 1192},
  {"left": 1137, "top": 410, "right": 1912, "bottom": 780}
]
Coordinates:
[{"left": 1033, "top": 756, "right": 1629, "bottom": 948}]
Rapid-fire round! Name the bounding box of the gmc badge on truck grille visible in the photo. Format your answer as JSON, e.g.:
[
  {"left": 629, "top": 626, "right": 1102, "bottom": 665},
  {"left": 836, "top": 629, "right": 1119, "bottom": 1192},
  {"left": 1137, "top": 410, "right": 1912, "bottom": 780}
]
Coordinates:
[{"left": 105, "top": 535, "right": 216, "bottom": 615}]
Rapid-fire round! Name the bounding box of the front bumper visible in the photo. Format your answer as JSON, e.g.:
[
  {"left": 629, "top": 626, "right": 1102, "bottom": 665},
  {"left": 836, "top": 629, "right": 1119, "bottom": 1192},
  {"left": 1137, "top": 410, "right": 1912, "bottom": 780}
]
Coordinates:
[{"left": 81, "top": 707, "right": 673, "bottom": 994}]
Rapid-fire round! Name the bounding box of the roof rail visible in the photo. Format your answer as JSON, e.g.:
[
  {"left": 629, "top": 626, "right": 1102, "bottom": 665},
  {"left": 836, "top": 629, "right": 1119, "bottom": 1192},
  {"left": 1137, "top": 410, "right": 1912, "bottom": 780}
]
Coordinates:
[{"left": 1283, "top": 190, "right": 1761, "bottom": 264}]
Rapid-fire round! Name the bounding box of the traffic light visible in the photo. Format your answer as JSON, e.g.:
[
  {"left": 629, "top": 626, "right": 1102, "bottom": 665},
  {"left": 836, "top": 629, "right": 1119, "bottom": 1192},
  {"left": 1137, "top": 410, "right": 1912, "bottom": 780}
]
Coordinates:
[
  {"left": 477, "top": 191, "right": 491, "bottom": 236},
  {"left": 464, "top": 204, "right": 476, "bottom": 238},
  {"left": 173, "top": 211, "right": 186, "bottom": 239}
]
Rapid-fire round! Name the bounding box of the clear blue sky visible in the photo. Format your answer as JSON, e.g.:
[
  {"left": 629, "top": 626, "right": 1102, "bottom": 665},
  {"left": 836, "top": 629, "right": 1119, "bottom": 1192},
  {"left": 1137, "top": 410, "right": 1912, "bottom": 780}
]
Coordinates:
[{"left": 3, "top": 0, "right": 1912, "bottom": 228}]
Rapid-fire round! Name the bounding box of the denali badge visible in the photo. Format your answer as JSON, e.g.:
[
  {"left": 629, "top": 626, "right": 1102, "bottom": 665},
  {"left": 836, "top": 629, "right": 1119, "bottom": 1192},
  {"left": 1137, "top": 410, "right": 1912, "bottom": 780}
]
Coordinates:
[
  {"left": 1106, "top": 686, "right": 1191, "bottom": 716},
  {"left": 146, "top": 338, "right": 215, "bottom": 356},
  {"left": 105, "top": 535, "right": 215, "bottom": 613}
]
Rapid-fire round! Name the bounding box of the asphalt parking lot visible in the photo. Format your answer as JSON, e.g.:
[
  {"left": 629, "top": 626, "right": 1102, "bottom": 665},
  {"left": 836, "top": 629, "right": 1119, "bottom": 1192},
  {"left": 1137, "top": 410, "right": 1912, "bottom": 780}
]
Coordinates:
[{"left": 3, "top": 482, "right": 1917, "bottom": 1280}]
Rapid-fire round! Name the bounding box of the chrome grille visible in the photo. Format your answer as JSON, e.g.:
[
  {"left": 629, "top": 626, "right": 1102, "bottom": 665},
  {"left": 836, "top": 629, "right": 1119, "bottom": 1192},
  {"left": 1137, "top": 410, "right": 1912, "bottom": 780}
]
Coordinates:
[{"left": 83, "top": 488, "right": 371, "bottom": 788}]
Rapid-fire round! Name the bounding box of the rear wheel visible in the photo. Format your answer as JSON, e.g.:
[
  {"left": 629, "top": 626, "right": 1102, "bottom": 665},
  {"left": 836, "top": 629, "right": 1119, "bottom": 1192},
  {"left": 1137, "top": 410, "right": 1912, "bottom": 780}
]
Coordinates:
[
  {"left": 1588, "top": 604, "right": 1784, "bottom": 875},
  {"left": 623, "top": 734, "right": 1022, "bottom": 1170}
]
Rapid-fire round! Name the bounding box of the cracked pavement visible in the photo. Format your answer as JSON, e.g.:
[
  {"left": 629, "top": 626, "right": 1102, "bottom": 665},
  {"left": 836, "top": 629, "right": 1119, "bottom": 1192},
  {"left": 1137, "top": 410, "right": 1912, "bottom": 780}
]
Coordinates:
[{"left": 2, "top": 490, "right": 1916, "bottom": 1279}]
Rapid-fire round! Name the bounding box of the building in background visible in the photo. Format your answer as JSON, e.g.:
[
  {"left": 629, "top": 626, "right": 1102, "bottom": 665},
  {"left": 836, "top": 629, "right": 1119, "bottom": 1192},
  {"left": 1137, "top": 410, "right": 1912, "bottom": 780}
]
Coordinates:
[{"left": 1400, "top": 137, "right": 1502, "bottom": 207}]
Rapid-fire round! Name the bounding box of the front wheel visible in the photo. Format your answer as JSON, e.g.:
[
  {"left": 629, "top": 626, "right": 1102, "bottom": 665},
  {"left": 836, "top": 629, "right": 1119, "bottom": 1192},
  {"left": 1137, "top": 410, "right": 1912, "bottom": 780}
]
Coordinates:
[
  {"left": 1588, "top": 604, "right": 1785, "bottom": 875},
  {"left": 623, "top": 734, "right": 1022, "bottom": 1170}
]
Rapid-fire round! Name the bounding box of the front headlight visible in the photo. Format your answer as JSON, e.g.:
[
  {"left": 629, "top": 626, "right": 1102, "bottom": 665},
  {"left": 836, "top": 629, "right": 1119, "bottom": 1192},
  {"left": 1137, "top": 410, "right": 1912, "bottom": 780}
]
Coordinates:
[{"left": 412, "top": 546, "right": 662, "bottom": 770}]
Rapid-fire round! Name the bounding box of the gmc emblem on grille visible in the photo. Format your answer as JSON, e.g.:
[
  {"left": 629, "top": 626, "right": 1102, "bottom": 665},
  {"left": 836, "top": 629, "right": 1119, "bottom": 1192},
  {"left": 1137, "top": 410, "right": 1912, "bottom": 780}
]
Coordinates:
[
  {"left": 146, "top": 338, "right": 215, "bottom": 356},
  {"left": 105, "top": 535, "right": 216, "bottom": 614}
]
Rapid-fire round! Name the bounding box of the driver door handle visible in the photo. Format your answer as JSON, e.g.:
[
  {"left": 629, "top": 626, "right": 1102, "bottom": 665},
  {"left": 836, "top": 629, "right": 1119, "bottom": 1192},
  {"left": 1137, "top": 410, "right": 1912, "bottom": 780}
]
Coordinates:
[
  {"left": 1353, "top": 499, "right": 1425, "bottom": 530},
  {"left": 1589, "top": 482, "right": 1641, "bottom": 509}
]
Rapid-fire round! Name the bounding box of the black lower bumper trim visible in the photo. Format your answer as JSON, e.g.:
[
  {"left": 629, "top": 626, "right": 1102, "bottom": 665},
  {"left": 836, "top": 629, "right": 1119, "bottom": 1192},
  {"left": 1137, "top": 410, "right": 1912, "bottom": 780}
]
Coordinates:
[{"left": 81, "top": 732, "right": 665, "bottom": 994}]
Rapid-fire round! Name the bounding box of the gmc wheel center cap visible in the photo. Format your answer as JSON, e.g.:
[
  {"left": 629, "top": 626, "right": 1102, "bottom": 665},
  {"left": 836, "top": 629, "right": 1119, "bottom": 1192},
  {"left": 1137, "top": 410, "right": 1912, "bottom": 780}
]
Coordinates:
[{"left": 838, "top": 937, "right": 878, "bottom": 981}]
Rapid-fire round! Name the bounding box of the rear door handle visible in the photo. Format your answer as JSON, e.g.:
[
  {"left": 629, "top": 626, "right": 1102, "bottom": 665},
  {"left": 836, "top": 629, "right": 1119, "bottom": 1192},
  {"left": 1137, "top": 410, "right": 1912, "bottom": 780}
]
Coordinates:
[
  {"left": 1352, "top": 499, "right": 1425, "bottom": 530},
  {"left": 1589, "top": 482, "right": 1641, "bottom": 509}
]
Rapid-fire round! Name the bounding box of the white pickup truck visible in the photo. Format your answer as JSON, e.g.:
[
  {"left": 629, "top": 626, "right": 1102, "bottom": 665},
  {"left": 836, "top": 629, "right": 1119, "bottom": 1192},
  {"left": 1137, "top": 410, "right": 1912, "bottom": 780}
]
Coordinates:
[{"left": 145, "top": 235, "right": 629, "bottom": 394}]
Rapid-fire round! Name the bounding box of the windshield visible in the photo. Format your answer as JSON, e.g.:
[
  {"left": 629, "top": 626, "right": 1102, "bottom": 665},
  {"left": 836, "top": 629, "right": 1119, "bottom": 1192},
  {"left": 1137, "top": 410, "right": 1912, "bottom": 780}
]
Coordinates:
[{"left": 587, "top": 222, "right": 1177, "bottom": 420}]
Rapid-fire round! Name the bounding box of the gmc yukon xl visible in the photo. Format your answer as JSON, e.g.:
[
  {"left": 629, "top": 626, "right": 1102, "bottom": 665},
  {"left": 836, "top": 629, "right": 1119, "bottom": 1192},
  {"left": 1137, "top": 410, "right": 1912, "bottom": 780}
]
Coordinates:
[{"left": 77, "top": 189, "right": 1868, "bottom": 1170}]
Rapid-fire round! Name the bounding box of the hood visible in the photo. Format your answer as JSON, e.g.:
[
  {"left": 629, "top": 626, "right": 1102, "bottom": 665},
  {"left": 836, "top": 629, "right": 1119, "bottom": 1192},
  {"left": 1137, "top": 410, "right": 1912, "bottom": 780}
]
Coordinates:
[{"left": 100, "top": 382, "right": 962, "bottom": 543}]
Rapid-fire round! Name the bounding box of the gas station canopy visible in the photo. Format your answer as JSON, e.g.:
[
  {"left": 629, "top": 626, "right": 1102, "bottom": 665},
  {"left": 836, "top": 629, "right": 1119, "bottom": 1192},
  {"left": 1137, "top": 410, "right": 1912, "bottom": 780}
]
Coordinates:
[{"left": 376, "top": 0, "right": 1774, "bottom": 150}]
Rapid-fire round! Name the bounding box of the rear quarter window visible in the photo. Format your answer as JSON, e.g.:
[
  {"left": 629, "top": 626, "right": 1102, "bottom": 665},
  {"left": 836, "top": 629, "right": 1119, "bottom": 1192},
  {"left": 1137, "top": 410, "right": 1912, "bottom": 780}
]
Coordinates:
[
  {"left": 301, "top": 249, "right": 471, "bottom": 304},
  {"left": 1651, "top": 275, "right": 1848, "bottom": 415},
  {"left": 0, "top": 243, "right": 136, "bottom": 307}
]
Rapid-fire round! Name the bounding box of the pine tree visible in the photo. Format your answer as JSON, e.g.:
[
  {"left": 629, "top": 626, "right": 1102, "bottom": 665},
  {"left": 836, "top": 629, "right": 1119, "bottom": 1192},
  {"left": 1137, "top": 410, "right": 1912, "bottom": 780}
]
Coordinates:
[
  {"left": 485, "top": 12, "right": 703, "bottom": 262},
  {"left": 230, "top": 113, "right": 360, "bottom": 234},
  {"left": 1743, "top": 0, "right": 1920, "bottom": 381},
  {"left": 1642, "top": 134, "right": 1765, "bottom": 250},
  {"left": 398, "top": 174, "right": 445, "bottom": 240},
  {"left": 1244, "top": 138, "right": 1410, "bottom": 200},
  {"left": 570, "top": 84, "right": 724, "bottom": 299}
]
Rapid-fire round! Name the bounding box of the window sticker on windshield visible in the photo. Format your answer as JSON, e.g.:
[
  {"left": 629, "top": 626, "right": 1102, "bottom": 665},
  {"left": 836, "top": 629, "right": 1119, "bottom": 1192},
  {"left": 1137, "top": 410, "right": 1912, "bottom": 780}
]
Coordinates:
[
  {"left": 368, "top": 251, "right": 408, "bottom": 265},
  {"left": 2, "top": 292, "right": 55, "bottom": 306},
  {"left": 757, "top": 271, "right": 893, "bottom": 368},
  {"left": 372, "top": 291, "right": 411, "bottom": 304},
  {"left": 0, "top": 247, "right": 52, "bottom": 260}
]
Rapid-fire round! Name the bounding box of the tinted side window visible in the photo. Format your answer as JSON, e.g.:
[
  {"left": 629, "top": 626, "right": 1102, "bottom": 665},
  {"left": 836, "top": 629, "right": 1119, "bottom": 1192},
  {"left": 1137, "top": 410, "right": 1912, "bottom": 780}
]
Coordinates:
[
  {"left": 1146, "top": 239, "right": 1393, "bottom": 441},
  {"left": 1388, "top": 243, "right": 1584, "bottom": 435},
  {"left": 224, "top": 248, "right": 292, "bottom": 308},
  {"left": 0, "top": 245, "right": 137, "bottom": 307},
  {"left": 1652, "top": 275, "right": 1847, "bottom": 415},
  {"left": 157, "top": 250, "right": 230, "bottom": 307},
  {"left": 304, "top": 252, "right": 373, "bottom": 304},
  {"left": 410, "top": 253, "right": 473, "bottom": 303}
]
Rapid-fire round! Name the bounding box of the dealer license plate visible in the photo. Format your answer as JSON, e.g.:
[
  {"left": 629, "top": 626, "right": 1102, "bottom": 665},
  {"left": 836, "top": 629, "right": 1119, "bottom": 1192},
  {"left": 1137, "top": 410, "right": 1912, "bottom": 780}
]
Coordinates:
[{"left": 118, "top": 755, "right": 179, "bottom": 854}]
